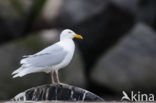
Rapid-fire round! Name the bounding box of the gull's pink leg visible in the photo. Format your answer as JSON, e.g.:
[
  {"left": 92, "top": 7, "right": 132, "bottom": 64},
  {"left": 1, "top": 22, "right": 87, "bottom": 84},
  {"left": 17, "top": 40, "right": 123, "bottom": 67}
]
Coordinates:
[
  {"left": 50, "top": 71, "right": 55, "bottom": 85},
  {"left": 55, "top": 71, "right": 66, "bottom": 85}
]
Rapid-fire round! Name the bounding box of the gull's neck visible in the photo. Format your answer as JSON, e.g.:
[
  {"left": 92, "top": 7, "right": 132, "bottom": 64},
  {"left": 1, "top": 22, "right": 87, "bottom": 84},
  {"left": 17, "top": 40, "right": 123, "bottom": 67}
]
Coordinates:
[
  {"left": 60, "top": 37, "right": 73, "bottom": 41},
  {"left": 59, "top": 38, "right": 75, "bottom": 51}
]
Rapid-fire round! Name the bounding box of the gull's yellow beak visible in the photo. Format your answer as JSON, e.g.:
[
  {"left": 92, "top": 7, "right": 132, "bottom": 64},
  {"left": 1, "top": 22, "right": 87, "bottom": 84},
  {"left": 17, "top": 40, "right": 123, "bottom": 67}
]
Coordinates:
[{"left": 74, "top": 34, "right": 83, "bottom": 39}]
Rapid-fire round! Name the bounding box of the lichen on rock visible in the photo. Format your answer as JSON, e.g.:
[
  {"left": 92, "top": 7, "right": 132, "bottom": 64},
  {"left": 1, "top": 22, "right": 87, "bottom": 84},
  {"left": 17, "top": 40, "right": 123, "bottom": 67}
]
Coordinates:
[{"left": 12, "top": 84, "right": 104, "bottom": 101}]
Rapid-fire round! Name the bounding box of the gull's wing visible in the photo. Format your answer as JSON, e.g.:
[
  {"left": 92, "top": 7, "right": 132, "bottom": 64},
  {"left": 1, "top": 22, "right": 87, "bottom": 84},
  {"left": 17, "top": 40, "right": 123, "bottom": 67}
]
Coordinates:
[{"left": 21, "top": 43, "right": 67, "bottom": 67}]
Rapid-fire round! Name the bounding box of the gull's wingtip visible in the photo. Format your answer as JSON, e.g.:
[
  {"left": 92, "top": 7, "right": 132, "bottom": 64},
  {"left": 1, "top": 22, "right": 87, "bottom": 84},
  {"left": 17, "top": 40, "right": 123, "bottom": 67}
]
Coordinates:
[
  {"left": 12, "top": 71, "right": 23, "bottom": 78},
  {"left": 12, "top": 71, "right": 19, "bottom": 78},
  {"left": 12, "top": 74, "right": 19, "bottom": 78},
  {"left": 12, "top": 71, "right": 17, "bottom": 75},
  {"left": 12, "top": 68, "right": 21, "bottom": 75}
]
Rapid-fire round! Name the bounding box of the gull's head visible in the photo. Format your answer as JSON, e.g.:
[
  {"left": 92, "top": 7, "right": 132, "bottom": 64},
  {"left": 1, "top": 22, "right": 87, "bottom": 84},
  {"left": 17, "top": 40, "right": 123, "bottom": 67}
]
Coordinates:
[{"left": 60, "top": 29, "right": 83, "bottom": 40}]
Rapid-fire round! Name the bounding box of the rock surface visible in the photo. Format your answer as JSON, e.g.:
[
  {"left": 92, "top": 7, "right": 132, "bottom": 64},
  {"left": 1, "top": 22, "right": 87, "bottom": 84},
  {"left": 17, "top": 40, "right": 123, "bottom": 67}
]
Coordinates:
[
  {"left": 12, "top": 84, "right": 104, "bottom": 101},
  {"left": 92, "top": 23, "right": 156, "bottom": 91}
]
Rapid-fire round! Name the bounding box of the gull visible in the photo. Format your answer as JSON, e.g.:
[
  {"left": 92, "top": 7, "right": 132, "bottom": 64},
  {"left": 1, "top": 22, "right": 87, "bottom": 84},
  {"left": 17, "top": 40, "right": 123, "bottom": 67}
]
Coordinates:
[{"left": 12, "top": 29, "right": 83, "bottom": 84}]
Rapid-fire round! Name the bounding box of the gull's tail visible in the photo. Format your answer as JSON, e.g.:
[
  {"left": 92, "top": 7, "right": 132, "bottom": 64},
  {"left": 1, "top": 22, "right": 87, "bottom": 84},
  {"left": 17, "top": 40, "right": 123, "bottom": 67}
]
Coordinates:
[
  {"left": 12, "top": 65, "right": 42, "bottom": 78},
  {"left": 12, "top": 55, "right": 45, "bottom": 78},
  {"left": 12, "top": 65, "right": 30, "bottom": 78}
]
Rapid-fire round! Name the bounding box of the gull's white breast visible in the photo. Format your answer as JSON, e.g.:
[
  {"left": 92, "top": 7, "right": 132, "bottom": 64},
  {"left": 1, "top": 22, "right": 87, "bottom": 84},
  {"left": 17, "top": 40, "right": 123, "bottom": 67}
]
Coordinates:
[{"left": 49, "top": 39, "right": 75, "bottom": 72}]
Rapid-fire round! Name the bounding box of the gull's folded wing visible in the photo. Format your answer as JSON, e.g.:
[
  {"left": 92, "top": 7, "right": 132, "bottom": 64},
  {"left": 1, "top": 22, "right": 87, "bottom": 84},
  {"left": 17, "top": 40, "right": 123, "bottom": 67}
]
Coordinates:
[{"left": 21, "top": 43, "right": 67, "bottom": 67}]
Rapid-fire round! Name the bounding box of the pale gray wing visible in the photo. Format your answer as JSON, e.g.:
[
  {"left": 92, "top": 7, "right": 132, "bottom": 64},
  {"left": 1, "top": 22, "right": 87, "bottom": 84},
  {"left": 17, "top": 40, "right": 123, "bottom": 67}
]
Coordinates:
[
  {"left": 21, "top": 43, "right": 67, "bottom": 67},
  {"left": 23, "top": 42, "right": 61, "bottom": 57}
]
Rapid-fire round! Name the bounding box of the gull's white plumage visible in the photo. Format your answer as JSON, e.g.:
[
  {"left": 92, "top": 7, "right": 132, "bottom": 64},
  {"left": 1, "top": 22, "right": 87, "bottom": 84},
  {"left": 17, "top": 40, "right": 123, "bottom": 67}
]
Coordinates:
[{"left": 12, "top": 29, "right": 82, "bottom": 84}]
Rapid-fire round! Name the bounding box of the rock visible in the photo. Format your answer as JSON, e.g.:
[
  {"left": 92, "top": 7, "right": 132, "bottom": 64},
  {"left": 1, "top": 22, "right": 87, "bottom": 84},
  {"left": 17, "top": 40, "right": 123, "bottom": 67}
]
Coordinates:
[
  {"left": 110, "top": 0, "right": 140, "bottom": 13},
  {"left": 12, "top": 84, "right": 104, "bottom": 101},
  {"left": 91, "top": 23, "right": 156, "bottom": 91},
  {"left": 41, "top": 0, "right": 63, "bottom": 21},
  {"left": 58, "top": 0, "right": 108, "bottom": 24},
  {"left": 71, "top": 3, "right": 134, "bottom": 94},
  {"left": 110, "top": 0, "right": 156, "bottom": 28}
]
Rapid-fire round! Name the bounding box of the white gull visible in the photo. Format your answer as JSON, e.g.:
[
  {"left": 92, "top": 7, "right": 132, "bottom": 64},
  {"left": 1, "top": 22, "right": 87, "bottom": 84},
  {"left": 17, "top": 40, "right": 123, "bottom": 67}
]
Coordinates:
[{"left": 12, "top": 29, "right": 83, "bottom": 84}]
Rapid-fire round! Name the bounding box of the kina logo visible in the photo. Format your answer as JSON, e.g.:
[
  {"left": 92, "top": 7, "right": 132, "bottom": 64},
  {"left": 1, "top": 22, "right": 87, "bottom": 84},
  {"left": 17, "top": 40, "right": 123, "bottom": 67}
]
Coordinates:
[{"left": 121, "top": 91, "right": 154, "bottom": 102}]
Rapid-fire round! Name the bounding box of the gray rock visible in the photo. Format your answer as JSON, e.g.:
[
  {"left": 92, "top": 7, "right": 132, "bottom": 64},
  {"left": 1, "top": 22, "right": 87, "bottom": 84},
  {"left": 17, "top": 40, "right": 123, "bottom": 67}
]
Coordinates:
[
  {"left": 59, "top": 0, "right": 108, "bottom": 24},
  {"left": 12, "top": 84, "right": 104, "bottom": 101},
  {"left": 110, "top": 0, "right": 156, "bottom": 27},
  {"left": 110, "top": 0, "right": 139, "bottom": 13},
  {"left": 92, "top": 23, "right": 156, "bottom": 91},
  {"left": 41, "top": 0, "right": 63, "bottom": 21}
]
